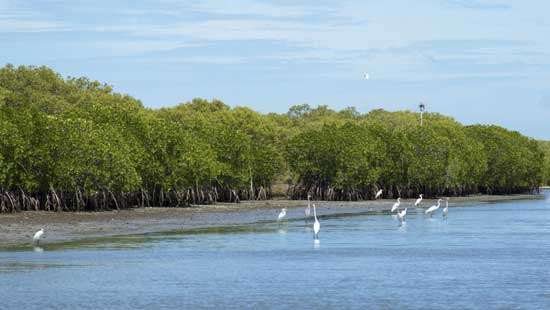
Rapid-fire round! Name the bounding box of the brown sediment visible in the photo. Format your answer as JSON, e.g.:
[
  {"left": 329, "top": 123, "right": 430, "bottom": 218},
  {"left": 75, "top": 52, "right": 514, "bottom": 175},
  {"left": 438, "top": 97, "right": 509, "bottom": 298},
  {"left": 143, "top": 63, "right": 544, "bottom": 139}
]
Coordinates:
[{"left": 0, "top": 193, "right": 543, "bottom": 248}]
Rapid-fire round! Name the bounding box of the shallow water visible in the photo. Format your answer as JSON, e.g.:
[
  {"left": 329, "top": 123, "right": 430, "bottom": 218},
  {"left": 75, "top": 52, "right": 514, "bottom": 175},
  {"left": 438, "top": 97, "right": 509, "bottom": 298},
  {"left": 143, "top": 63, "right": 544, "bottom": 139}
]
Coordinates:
[{"left": 2, "top": 193, "right": 550, "bottom": 309}]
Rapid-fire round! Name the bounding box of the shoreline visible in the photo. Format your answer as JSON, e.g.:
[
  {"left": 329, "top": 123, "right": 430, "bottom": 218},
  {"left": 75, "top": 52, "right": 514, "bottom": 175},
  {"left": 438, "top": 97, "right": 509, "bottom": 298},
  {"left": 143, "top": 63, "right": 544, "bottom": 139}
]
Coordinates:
[{"left": 0, "top": 193, "right": 543, "bottom": 249}]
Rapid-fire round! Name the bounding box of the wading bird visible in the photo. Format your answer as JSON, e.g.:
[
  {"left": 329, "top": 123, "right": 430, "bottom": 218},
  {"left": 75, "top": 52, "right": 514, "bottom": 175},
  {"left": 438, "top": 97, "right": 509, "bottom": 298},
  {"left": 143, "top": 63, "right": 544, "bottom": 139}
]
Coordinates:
[
  {"left": 414, "top": 194, "right": 423, "bottom": 207},
  {"left": 391, "top": 197, "right": 401, "bottom": 212},
  {"left": 397, "top": 208, "right": 407, "bottom": 223},
  {"left": 313, "top": 204, "right": 320, "bottom": 240},
  {"left": 33, "top": 228, "right": 44, "bottom": 246},
  {"left": 425, "top": 199, "right": 442, "bottom": 217},
  {"left": 443, "top": 198, "right": 449, "bottom": 218},
  {"left": 277, "top": 208, "right": 287, "bottom": 221},
  {"left": 375, "top": 189, "right": 383, "bottom": 199},
  {"left": 305, "top": 194, "right": 311, "bottom": 217}
]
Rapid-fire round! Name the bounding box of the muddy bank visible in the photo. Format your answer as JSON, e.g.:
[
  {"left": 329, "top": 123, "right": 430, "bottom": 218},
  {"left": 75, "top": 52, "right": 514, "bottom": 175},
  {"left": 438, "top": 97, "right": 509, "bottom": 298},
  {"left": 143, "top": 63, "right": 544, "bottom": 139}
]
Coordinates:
[{"left": 0, "top": 193, "right": 543, "bottom": 248}]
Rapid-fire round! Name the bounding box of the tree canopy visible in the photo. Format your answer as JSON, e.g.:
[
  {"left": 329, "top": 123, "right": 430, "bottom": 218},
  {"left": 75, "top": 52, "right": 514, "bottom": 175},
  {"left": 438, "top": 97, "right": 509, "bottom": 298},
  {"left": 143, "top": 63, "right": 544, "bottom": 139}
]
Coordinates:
[{"left": 0, "top": 65, "right": 546, "bottom": 212}]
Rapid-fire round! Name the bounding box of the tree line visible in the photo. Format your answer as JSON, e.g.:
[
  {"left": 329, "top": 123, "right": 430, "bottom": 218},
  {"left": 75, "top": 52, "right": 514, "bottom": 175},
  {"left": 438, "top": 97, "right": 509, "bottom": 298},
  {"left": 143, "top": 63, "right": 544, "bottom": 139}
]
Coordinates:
[{"left": 0, "top": 65, "right": 547, "bottom": 212}]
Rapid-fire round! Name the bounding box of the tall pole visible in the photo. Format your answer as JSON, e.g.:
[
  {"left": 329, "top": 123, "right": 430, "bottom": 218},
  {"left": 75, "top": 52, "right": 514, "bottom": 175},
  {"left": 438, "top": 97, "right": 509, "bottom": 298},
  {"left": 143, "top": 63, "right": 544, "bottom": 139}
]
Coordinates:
[{"left": 419, "top": 103, "right": 426, "bottom": 126}]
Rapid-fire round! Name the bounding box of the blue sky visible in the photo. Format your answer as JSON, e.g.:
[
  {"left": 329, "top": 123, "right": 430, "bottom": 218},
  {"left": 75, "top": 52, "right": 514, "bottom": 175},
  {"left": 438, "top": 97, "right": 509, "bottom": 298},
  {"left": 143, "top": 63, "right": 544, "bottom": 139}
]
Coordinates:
[{"left": 1, "top": 0, "right": 550, "bottom": 139}]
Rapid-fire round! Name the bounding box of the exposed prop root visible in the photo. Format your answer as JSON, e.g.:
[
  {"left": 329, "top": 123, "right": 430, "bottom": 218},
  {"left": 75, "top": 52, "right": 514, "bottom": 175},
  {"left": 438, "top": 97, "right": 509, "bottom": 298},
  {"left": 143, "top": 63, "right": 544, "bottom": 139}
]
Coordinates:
[{"left": 0, "top": 184, "right": 275, "bottom": 213}]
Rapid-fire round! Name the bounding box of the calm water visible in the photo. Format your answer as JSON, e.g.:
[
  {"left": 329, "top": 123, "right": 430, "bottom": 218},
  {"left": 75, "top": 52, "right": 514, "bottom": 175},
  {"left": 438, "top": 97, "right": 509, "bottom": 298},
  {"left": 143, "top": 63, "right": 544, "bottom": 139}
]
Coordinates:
[{"left": 2, "top": 194, "right": 550, "bottom": 309}]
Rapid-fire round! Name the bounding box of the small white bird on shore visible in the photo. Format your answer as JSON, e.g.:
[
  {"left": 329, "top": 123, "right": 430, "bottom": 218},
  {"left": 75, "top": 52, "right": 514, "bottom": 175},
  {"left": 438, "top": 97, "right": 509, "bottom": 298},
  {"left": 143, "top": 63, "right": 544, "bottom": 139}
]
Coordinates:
[
  {"left": 33, "top": 228, "right": 44, "bottom": 245},
  {"left": 443, "top": 198, "right": 449, "bottom": 218},
  {"left": 397, "top": 208, "right": 407, "bottom": 223},
  {"left": 414, "top": 194, "right": 423, "bottom": 207},
  {"left": 313, "top": 204, "right": 320, "bottom": 240},
  {"left": 305, "top": 194, "right": 311, "bottom": 217},
  {"left": 277, "top": 208, "right": 287, "bottom": 221},
  {"left": 425, "top": 199, "right": 442, "bottom": 217},
  {"left": 375, "top": 189, "right": 383, "bottom": 199},
  {"left": 391, "top": 197, "right": 401, "bottom": 212}
]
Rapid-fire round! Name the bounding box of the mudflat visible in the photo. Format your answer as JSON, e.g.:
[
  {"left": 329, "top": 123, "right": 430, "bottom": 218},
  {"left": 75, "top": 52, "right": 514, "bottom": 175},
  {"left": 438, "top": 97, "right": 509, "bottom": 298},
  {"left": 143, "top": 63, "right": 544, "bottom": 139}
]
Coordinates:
[{"left": 0, "top": 194, "right": 542, "bottom": 248}]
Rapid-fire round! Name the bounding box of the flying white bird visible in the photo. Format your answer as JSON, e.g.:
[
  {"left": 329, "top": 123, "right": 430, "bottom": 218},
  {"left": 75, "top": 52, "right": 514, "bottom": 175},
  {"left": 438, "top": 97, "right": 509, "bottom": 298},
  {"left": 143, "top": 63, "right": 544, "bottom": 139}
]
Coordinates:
[
  {"left": 425, "top": 199, "right": 442, "bottom": 217},
  {"left": 397, "top": 208, "right": 407, "bottom": 223},
  {"left": 33, "top": 228, "right": 44, "bottom": 245},
  {"left": 305, "top": 194, "right": 311, "bottom": 217},
  {"left": 313, "top": 203, "right": 320, "bottom": 240},
  {"left": 364, "top": 73, "right": 370, "bottom": 80},
  {"left": 414, "top": 194, "right": 423, "bottom": 207},
  {"left": 375, "top": 189, "right": 383, "bottom": 199},
  {"left": 277, "top": 208, "right": 287, "bottom": 221},
  {"left": 391, "top": 197, "right": 401, "bottom": 212},
  {"left": 443, "top": 198, "right": 449, "bottom": 218}
]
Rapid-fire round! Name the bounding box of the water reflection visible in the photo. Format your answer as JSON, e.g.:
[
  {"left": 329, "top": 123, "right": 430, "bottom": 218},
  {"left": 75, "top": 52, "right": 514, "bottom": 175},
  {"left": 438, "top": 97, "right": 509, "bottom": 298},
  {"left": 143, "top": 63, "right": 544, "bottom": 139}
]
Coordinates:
[
  {"left": 33, "top": 246, "right": 44, "bottom": 253},
  {"left": 398, "top": 222, "right": 407, "bottom": 232},
  {"left": 313, "top": 239, "right": 320, "bottom": 249}
]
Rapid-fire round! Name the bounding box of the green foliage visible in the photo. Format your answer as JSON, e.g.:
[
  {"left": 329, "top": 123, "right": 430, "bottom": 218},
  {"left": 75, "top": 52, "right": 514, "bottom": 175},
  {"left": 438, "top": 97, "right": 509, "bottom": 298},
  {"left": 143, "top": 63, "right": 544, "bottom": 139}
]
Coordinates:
[
  {"left": 538, "top": 141, "right": 550, "bottom": 185},
  {"left": 0, "top": 64, "right": 546, "bottom": 211},
  {"left": 284, "top": 106, "right": 543, "bottom": 198},
  {"left": 465, "top": 125, "right": 543, "bottom": 193},
  {"left": 156, "top": 100, "right": 284, "bottom": 199}
]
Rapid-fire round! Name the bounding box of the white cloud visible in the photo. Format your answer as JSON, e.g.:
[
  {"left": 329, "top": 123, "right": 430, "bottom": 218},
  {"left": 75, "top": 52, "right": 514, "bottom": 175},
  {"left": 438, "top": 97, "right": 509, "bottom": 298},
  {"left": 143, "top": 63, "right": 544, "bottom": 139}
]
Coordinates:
[
  {"left": 90, "top": 41, "right": 199, "bottom": 55},
  {"left": 178, "top": 0, "right": 317, "bottom": 18},
  {"left": 0, "top": 19, "right": 66, "bottom": 32},
  {"left": 148, "top": 55, "right": 247, "bottom": 65},
  {"left": 3, "top": 0, "right": 550, "bottom": 83},
  {"left": 0, "top": 1, "right": 67, "bottom": 32}
]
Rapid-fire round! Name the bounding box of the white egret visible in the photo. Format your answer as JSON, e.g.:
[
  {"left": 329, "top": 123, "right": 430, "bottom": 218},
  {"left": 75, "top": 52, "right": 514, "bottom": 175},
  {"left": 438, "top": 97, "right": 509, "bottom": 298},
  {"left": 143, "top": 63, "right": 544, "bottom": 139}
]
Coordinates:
[
  {"left": 312, "top": 203, "right": 320, "bottom": 240},
  {"left": 375, "top": 189, "right": 383, "bottom": 199},
  {"left": 443, "top": 198, "right": 449, "bottom": 218},
  {"left": 425, "top": 199, "right": 442, "bottom": 217},
  {"left": 391, "top": 197, "right": 401, "bottom": 212},
  {"left": 305, "top": 194, "right": 311, "bottom": 217},
  {"left": 397, "top": 208, "right": 407, "bottom": 223},
  {"left": 364, "top": 73, "right": 370, "bottom": 80},
  {"left": 277, "top": 208, "right": 287, "bottom": 221},
  {"left": 33, "top": 228, "right": 44, "bottom": 245},
  {"left": 414, "top": 194, "right": 423, "bottom": 207}
]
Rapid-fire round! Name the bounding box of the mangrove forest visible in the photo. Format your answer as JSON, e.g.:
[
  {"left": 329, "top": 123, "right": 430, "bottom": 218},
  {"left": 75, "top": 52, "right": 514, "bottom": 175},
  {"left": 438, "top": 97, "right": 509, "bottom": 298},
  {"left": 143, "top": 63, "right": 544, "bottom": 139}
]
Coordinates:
[{"left": 0, "top": 64, "right": 548, "bottom": 212}]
